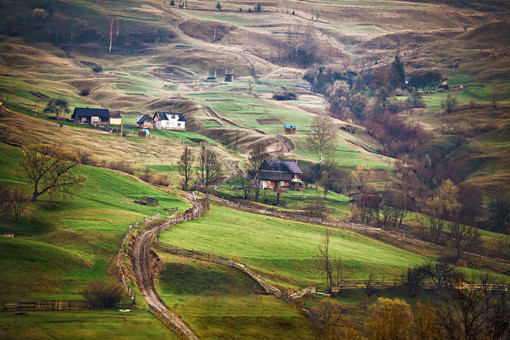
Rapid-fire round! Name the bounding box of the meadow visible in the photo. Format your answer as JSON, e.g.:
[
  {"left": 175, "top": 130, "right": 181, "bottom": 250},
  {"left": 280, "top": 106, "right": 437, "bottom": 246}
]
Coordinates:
[
  {"left": 155, "top": 253, "right": 314, "bottom": 339},
  {"left": 0, "top": 143, "right": 189, "bottom": 301},
  {"left": 0, "top": 310, "right": 177, "bottom": 340},
  {"left": 158, "top": 203, "right": 429, "bottom": 290}
]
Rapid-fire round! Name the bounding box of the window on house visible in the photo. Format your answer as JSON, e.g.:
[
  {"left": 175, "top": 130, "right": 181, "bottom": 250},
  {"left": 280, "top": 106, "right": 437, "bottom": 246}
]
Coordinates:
[
  {"left": 280, "top": 181, "right": 286, "bottom": 187},
  {"left": 171, "top": 115, "right": 176, "bottom": 119}
]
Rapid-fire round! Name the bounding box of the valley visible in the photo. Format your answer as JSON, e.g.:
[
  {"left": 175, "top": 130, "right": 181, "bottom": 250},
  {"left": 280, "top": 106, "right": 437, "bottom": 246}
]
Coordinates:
[{"left": 0, "top": 0, "right": 509, "bottom": 339}]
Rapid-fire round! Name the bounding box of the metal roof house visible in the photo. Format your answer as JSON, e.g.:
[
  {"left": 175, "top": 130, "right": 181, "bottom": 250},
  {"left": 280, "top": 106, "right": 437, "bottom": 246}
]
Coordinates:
[
  {"left": 72, "top": 107, "right": 110, "bottom": 126},
  {"left": 257, "top": 160, "right": 303, "bottom": 191},
  {"left": 152, "top": 112, "right": 186, "bottom": 130}
]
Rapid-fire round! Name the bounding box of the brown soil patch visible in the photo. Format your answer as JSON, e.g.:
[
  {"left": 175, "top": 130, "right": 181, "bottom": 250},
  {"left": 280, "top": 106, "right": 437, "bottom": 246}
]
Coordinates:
[
  {"left": 116, "top": 84, "right": 137, "bottom": 89},
  {"left": 188, "top": 138, "right": 207, "bottom": 144},
  {"left": 28, "top": 91, "right": 50, "bottom": 100},
  {"left": 257, "top": 118, "right": 283, "bottom": 125},
  {"left": 79, "top": 60, "right": 99, "bottom": 67}
]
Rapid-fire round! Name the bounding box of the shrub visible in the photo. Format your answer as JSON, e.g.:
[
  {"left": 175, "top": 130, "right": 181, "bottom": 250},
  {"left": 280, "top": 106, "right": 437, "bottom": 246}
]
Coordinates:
[
  {"left": 106, "top": 160, "right": 135, "bottom": 175},
  {"left": 366, "top": 297, "right": 414, "bottom": 340},
  {"left": 273, "top": 88, "right": 297, "bottom": 101},
  {"left": 80, "top": 280, "right": 124, "bottom": 309},
  {"left": 400, "top": 266, "right": 426, "bottom": 297},
  {"left": 75, "top": 148, "right": 97, "bottom": 166},
  {"left": 92, "top": 65, "right": 103, "bottom": 73},
  {"left": 80, "top": 88, "right": 90, "bottom": 96},
  {"left": 149, "top": 174, "right": 170, "bottom": 187}
]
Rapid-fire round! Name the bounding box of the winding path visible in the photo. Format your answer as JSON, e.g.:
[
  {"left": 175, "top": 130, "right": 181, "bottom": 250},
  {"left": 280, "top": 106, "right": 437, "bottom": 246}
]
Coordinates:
[{"left": 132, "top": 193, "right": 208, "bottom": 340}]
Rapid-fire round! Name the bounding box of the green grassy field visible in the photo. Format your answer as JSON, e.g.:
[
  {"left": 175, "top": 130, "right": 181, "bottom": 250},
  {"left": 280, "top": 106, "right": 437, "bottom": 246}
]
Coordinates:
[
  {"left": 0, "top": 143, "right": 189, "bottom": 300},
  {"left": 156, "top": 253, "right": 315, "bottom": 339},
  {"left": 158, "top": 204, "right": 429, "bottom": 290},
  {"left": 189, "top": 92, "right": 314, "bottom": 134},
  {"left": 0, "top": 309, "right": 177, "bottom": 340}
]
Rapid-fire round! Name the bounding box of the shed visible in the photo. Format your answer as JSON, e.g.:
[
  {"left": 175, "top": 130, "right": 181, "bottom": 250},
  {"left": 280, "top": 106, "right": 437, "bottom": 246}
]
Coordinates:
[
  {"left": 109, "top": 111, "right": 122, "bottom": 125},
  {"left": 284, "top": 125, "right": 296, "bottom": 134},
  {"left": 438, "top": 84, "right": 450, "bottom": 92},
  {"left": 136, "top": 114, "right": 154, "bottom": 129},
  {"left": 224, "top": 69, "right": 234, "bottom": 82}
]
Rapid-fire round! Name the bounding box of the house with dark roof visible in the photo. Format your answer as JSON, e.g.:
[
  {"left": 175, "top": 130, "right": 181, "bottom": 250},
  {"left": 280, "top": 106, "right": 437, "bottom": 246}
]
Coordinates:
[
  {"left": 136, "top": 114, "right": 154, "bottom": 129},
  {"left": 256, "top": 160, "right": 303, "bottom": 191},
  {"left": 72, "top": 107, "right": 110, "bottom": 126},
  {"left": 152, "top": 112, "right": 186, "bottom": 130}
]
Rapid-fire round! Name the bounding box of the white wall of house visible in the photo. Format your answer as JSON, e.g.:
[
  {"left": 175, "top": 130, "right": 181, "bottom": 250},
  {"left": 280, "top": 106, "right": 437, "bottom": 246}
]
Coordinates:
[
  {"left": 110, "top": 117, "right": 122, "bottom": 125},
  {"left": 155, "top": 114, "right": 185, "bottom": 130}
]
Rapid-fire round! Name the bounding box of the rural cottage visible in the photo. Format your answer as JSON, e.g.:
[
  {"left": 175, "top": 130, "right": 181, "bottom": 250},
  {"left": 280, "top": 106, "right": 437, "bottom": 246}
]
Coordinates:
[
  {"left": 257, "top": 160, "right": 303, "bottom": 191},
  {"left": 152, "top": 112, "right": 186, "bottom": 130},
  {"left": 72, "top": 107, "right": 110, "bottom": 126}
]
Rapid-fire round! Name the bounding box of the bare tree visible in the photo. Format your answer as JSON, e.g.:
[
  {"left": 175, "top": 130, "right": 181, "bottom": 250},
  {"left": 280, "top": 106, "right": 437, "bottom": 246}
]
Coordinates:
[
  {"left": 307, "top": 115, "right": 337, "bottom": 171},
  {"left": 449, "top": 223, "right": 482, "bottom": 261},
  {"left": 19, "top": 144, "right": 87, "bottom": 202},
  {"left": 487, "top": 188, "right": 510, "bottom": 234},
  {"left": 364, "top": 272, "right": 377, "bottom": 301},
  {"left": 0, "top": 186, "right": 29, "bottom": 222},
  {"left": 247, "top": 144, "right": 270, "bottom": 202},
  {"left": 178, "top": 146, "right": 194, "bottom": 191},
  {"left": 107, "top": 16, "right": 118, "bottom": 53},
  {"left": 441, "top": 93, "right": 458, "bottom": 113},
  {"left": 316, "top": 229, "right": 334, "bottom": 293},
  {"left": 198, "top": 146, "right": 223, "bottom": 187}
]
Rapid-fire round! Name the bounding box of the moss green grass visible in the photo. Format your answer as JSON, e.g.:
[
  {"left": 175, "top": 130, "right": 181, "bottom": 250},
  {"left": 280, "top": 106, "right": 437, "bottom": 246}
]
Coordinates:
[{"left": 159, "top": 204, "right": 429, "bottom": 290}]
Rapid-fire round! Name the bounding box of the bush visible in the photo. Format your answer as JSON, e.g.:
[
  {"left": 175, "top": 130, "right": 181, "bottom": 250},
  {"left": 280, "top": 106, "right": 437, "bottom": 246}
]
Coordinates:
[
  {"left": 149, "top": 174, "right": 170, "bottom": 187},
  {"left": 75, "top": 148, "right": 97, "bottom": 166},
  {"left": 400, "top": 266, "right": 426, "bottom": 297},
  {"left": 92, "top": 65, "right": 103, "bottom": 73},
  {"left": 80, "top": 280, "right": 124, "bottom": 309},
  {"left": 80, "top": 88, "right": 90, "bottom": 96},
  {"left": 273, "top": 88, "right": 297, "bottom": 101},
  {"left": 106, "top": 160, "right": 135, "bottom": 175}
]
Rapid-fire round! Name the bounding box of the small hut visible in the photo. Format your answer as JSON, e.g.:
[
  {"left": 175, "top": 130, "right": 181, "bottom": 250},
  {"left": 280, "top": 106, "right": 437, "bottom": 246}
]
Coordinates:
[
  {"left": 284, "top": 125, "right": 296, "bottom": 134},
  {"left": 224, "top": 69, "right": 234, "bottom": 82}
]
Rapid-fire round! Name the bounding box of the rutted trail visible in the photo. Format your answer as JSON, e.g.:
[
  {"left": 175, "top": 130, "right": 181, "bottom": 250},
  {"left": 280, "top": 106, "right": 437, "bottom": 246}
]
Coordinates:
[{"left": 130, "top": 193, "right": 209, "bottom": 339}]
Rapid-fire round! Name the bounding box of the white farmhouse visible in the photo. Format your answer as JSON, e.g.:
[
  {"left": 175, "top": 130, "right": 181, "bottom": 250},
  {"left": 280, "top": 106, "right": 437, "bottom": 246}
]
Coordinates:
[{"left": 152, "top": 112, "right": 186, "bottom": 130}]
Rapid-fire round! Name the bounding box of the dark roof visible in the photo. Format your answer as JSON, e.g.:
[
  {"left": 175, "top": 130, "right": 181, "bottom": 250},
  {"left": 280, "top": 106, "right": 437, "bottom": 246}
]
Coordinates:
[
  {"left": 153, "top": 112, "right": 185, "bottom": 122},
  {"left": 260, "top": 160, "right": 303, "bottom": 175},
  {"left": 110, "top": 111, "right": 122, "bottom": 118},
  {"left": 136, "top": 114, "right": 153, "bottom": 124},
  {"left": 72, "top": 107, "right": 110, "bottom": 118},
  {"left": 259, "top": 170, "right": 292, "bottom": 182}
]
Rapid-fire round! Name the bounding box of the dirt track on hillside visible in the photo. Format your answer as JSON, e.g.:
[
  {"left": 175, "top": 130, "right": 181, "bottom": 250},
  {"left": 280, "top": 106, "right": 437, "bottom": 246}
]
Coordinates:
[{"left": 132, "top": 193, "right": 209, "bottom": 340}]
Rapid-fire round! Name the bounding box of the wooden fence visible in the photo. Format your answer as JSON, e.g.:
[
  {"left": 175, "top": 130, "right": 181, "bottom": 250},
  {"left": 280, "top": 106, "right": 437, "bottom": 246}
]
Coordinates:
[{"left": 1, "top": 300, "right": 133, "bottom": 312}]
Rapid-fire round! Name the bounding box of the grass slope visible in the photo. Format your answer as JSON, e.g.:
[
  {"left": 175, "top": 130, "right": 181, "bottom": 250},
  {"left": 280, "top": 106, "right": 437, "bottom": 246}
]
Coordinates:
[
  {"left": 156, "top": 253, "right": 314, "bottom": 340},
  {"left": 0, "top": 143, "right": 189, "bottom": 300},
  {"left": 159, "top": 204, "right": 429, "bottom": 290},
  {"left": 0, "top": 310, "right": 177, "bottom": 340}
]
